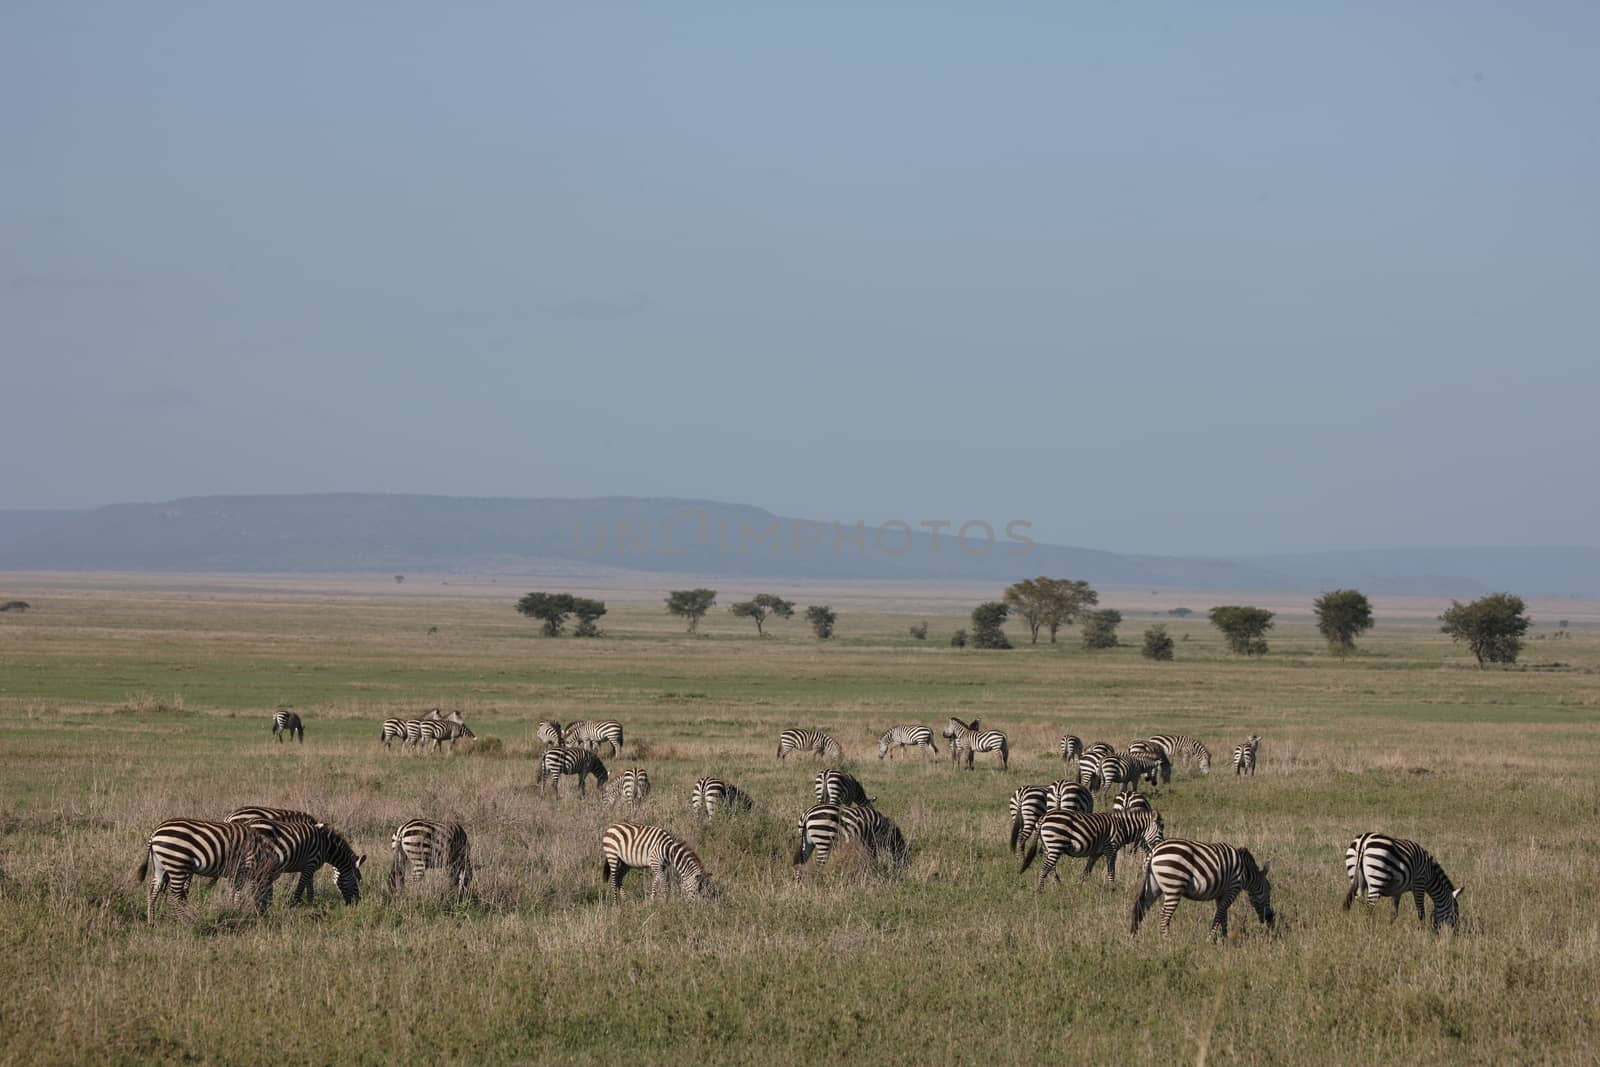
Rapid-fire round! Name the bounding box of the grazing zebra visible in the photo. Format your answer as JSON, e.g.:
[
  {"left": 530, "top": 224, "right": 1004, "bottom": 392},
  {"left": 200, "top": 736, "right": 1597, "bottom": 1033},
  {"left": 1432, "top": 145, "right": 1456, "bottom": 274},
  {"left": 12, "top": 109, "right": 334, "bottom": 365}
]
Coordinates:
[
  {"left": 388, "top": 820, "right": 472, "bottom": 901},
  {"left": 601, "top": 823, "right": 713, "bottom": 901},
  {"left": 1076, "top": 755, "right": 1105, "bottom": 792},
  {"left": 1007, "top": 785, "right": 1049, "bottom": 853},
  {"left": 1144, "top": 734, "right": 1213, "bottom": 774},
  {"left": 776, "top": 728, "right": 843, "bottom": 762},
  {"left": 1342, "top": 833, "right": 1462, "bottom": 930},
  {"left": 271, "top": 710, "right": 303, "bottom": 743},
  {"left": 1096, "top": 753, "right": 1144, "bottom": 798},
  {"left": 537, "top": 746, "right": 609, "bottom": 797},
  {"left": 942, "top": 717, "right": 1009, "bottom": 770},
  {"left": 225, "top": 808, "right": 366, "bottom": 906},
  {"left": 814, "top": 769, "right": 872, "bottom": 806},
  {"left": 564, "top": 719, "right": 624, "bottom": 758},
  {"left": 1019, "top": 810, "right": 1165, "bottom": 888},
  {"left": 1233, "top": 735, "right": 1261, "bottom": 776},
  {"left": 1131, "top": 839, "right": 1276, "bottom": 939},
  {"left": 535, "top": 720, "right": 564, "bottom": 748},
  {"left": 1059, "top": 735, "right": 1083, "bottom": 763},
  {"left": 136, "top": 819, "right": 277, "bottom": 923},
  {"left": 1113, "top": 791, "right": 1154, "bottom": 815},
  {"left": 690, "top": 776, "right": 752, "bottom": 816},
  {"left": 878, "top": 725, "right": 938, "bottom": 759},
  {"left": 1046, "top": 779, "right": 1094, "bottom": 813},
  {"left": 1126, "top": 742, "right": 1171, "bottom": 786},
  {"left": 794, "top": 803, "right": 909, "bottom": 874},
  {"left": 605, "top": 766, "right": 652, "bottom": 804}
]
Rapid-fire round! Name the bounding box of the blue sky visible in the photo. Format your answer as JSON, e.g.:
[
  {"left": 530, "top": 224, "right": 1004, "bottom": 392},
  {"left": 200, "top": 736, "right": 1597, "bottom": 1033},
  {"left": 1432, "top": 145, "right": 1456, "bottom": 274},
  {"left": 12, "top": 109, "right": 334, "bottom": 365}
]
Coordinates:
[{"left": 4, "top": 2, "right": 1597, "bottom": 554}]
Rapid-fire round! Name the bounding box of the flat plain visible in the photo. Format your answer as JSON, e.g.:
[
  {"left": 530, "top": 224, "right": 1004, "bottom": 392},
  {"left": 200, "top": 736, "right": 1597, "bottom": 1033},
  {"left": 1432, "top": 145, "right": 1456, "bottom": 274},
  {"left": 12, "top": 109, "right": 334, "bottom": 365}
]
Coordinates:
[{"left": 1, "top": 575, "right": 1598, "bottom": 1065}]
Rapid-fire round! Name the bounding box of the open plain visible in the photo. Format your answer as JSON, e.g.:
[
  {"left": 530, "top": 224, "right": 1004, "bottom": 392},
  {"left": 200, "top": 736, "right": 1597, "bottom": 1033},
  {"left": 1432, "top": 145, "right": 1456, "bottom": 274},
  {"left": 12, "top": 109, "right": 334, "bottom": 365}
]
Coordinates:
[{"left": 2, "top": 575, "right": 1598, "bottom": 1065}]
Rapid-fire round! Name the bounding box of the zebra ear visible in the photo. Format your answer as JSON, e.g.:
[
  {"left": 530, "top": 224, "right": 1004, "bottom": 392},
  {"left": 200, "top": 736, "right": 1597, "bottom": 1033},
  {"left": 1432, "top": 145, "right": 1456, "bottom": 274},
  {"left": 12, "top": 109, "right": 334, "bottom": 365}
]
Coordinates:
[
  {"left": 1453, "top": 885, "right": 1464, "bottom": 899},
  {"left": 1260, "top": 863, "right": 1270, "bottom": 877},
  {"left": 356, "top": 854, "right": 367, "bottom": 869}
]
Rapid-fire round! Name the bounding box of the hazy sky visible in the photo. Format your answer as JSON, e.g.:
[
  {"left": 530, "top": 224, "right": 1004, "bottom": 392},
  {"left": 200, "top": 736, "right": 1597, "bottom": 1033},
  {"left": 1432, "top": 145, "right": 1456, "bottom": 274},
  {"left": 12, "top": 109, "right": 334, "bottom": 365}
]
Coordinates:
[{"left": 4, "top": 3, "right": 1597, "bottom": 555}]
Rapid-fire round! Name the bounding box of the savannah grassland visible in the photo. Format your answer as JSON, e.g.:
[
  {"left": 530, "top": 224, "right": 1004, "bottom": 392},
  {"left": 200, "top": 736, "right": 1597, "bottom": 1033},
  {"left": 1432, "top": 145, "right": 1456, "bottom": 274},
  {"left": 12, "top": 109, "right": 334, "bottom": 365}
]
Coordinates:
[{"left": 1, "top": 576, "right": 1599, "bottom": 1065}]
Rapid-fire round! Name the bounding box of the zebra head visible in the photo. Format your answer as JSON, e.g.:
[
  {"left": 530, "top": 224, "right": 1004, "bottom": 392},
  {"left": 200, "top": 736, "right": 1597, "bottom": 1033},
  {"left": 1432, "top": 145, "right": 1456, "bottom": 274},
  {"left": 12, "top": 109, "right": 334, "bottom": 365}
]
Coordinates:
[
  {"left": 318, "top": 825, "right": 366, "bottom": 904},
  {"left": 1140, "top": 813, "right": 1166, "bottom": 853},
  {"left": 878, "top": 731, "right": 892, "bottom": 759},
  {"left": 822, "top": 736, "right": 843, "bottom": 761},
  {"left": 1197, "top": 749, "right": 1212, "bottom": 774},
  {"left": 1242, "top": 850, "right": 1276, "bottom": 929},
  {"left": 683, "top": 869, "right": 716, "bottom": 900},
  {"left": 1437, "top": 881, "right": 1464, "bottom": 931}
]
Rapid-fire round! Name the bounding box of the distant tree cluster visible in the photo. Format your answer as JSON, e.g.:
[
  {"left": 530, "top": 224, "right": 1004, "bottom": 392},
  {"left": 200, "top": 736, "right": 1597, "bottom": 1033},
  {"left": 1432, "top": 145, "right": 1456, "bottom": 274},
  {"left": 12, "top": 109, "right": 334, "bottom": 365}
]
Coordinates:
[
  {"left": 516, "top": 592, "right": 607, "bottom": 637},
  {"left": 1209, "top": 605, "right": 1274, "bottom": 656}
]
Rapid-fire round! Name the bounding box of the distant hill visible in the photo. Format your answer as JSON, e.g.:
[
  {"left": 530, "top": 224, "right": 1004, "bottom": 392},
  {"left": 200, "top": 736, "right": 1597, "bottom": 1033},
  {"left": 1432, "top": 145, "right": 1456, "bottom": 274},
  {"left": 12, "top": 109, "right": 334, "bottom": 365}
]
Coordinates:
[{"left": 0, "top": 494, "right": 1594, "bottom": 595}]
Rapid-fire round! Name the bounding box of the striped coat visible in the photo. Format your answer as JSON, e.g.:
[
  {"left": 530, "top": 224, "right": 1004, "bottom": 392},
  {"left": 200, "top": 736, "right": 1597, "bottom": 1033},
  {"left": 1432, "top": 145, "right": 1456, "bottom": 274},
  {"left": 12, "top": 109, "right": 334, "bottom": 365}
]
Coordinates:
[
  {"left": 225, "top": 808, "right": 366, "bottom": 905},
  {"left": 1233, "top": 735, "right": 1261, "bottom": 776},
  {"left": 605, "top": 766, "right": 652, "bottom": 804},
  {"left": 942, "top": 717, "right": 1009, "bottom": 770},
  {"left": 1125, "top": 742, "right": 1171, "bottom": 786},
  {"left": 537, "top": 746, "right": 609, "bottom": 797},
  {"left": 136, "top": 819, "right": 277, "bottom": 923},
  {"left": 380, "top": 718, "right": 408, "bottom": 748},
  {"left": 1132, "top": 839, "right": 1276, "bottom": 938},
  {"left": 878, "top": 725, "right": 938, "bottom": 759},
  {"left": 601, "top": 823, "right": 713, "bottom": 901},
  {"left": 1143, "top": 734, "right": 1213, "bottom": 774},
  {"left": 1019, "top": 810, "right": 1165, "bottom": 888},
  {"left": 564, "top": 719, "right": 624, "bottom": 758},
  {"left": 814, "top": 769, "right": 872, "bottom": 806},
  {"left": 1059, "top": 735, "right": 1083, "bottom": 763},
  {"left": 794, "top": 802, "right": 908, "bottom": 874},
  {"left": 535, "top": 720, "right": 564, "bottom": 748},
  {"left": 1076, "top": 755, "right": 1105, "bottom": 792},
  {"left": 1046, "top": 780, "right": 1094, "bottom": 814},
  {"left": 1342, "top": 833, "right": 1462, "bottom": 930},
  {"left": 271, "top": 710, "right": 303, "bottom": 743},
  {"left": 1008, "top": 785, "right": 1049, "bottom": 853},
  {"left": 777, "top": 728, "right": 843, "bottom": 762},
  {"left": 1113, "top": 791, "right": 1154, "bottom": 815},
  {"left": 690, "top": 777, "right": 752, "bottom": 816},
  {"left": 388, "top": 820, "right": 472, "bottom": 901}
]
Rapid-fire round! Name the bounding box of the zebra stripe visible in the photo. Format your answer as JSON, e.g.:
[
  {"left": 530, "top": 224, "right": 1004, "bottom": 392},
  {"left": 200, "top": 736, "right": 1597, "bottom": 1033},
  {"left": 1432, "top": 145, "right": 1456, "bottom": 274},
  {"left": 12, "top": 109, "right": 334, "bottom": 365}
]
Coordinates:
[
  {"left": 1233, "top": 735, "right": 1261, "bottom": 776},
  {"left": 1008, "top": 785, "right": 1049, "bottom": 853},
  {"left": 776, "top": 728, "right": 843, "bottom": 762},
  {"left": 1125, "top": 742, "right": 1170, "bottom": 786},
  {"left": 1113, "top": 791, "right": 1154, "bottom": 815},
  {"left": 271, "top": 711, "right": 303, "bottom": 743},
  {"left": 564, "top": 719, "right": 624, "bottom": 758},
  {"left": 1076, "top": 755, "right": 1104, "bottom": 791},
  {"left": 1144, "top": 734, "right": 1213, "bottom": 774},
  {"left": 225, "top": 808, "right": 365, "bottom": 905},
  {"left": 1046, "top": 780, "right": 1094, "bottom": 814},
  {"left": 690, "top": 777, "right": 752, "bottom": 816},
  {"left": 537, "top": 747, "right": 609, "bottom": 796},
  {"left": 388, "top": 820, "right": 471, "bottom": 900},
  {"left": 1096, "top": 754, "right": 1145, "bottom": 797},
  {"left": 604, "top": 766, "right": 651, "bottom": 804},
  {"left": 1131, "top": 839, "right": 1276, "bottom": 938},
  {"left": 601, "top": 823, "right": 712, "bottom": 900},
  {"left": 136, "top": 819, "right": 277, "bottom": 923},
  {"left": 878, "top": 725, "right": 938, "bottom": 759},
  {"left": 814, "top": 769, "right": 872, "bottom": 806},
  {"left": 942, "top": 717, "right": 1009, "bottom": 770},
  {"left": 380, "top": 718, "right": 407, "bottom": 748},
  {"left": 535, "top": 720, "right": 564, "bottom": 748},
  {"left": 794, "top": 802, "right": 908, "bottom": 873},
  {"left": 1019, "top": 810, "right": 1165, "bottom": 888},
  {"left": 1058, "top": 735, "right": 1083, "bottom": 762},
  {"left": 1342, "top": 833, "right": 1462, "bottom": 930}
]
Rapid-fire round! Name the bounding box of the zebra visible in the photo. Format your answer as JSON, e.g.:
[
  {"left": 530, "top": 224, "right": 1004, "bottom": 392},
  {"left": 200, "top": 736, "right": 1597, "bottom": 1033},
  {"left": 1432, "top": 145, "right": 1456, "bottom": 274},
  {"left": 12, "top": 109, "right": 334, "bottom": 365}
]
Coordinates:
[
  {"left": 135, "top": 818, "right": 278, "bottom": 923},
  {"left": 1113, "top": 791, "right": 1154, "bottom": 815},
  {"left": 1131, "top": 839, "right": 1276, "bottom": 939},
  {"left": 388, "top": 819, "right": 472, "bottom": 901},
  {"left": 380, "top": 718, "right": 408, "bottom": 749},
  {"left": 1233, "top": 735, "right": 1261, "bottom": 776},
  {"left": 1342, "top": 833, "right": 1462, "bottom": 930},
  {"left": 1083, "top": 741, "right": 1115, "bottom": 760},
  {"left": 794, "top": 802, "right": 909, "bottom": 874},
  {"left": 535, "top": 720, "right": 564, "bottom": 748},
  {"left": 431, "top": 711, "right": 476, "bottom": 752},
  {"left": 564, "top": 719, "right": 624, "bottom": 758},
  {"left": 942, "top": 717, "right": 1009, "bottom": 770},
  {"left": 878, "top": 725, "right": 938, "bottom": 759},
  {"left": 1059, "top": 735, "right": 1082, "bottom": 763},
  {"left": 1019, "top": 810, "right": 1165, "bottom": 888},
  {"left": 777, "top": 728, "right": 843, "bottom": 762},
  {"left": 1096, "top": 753, "right": 1145, "bottom": 798},
  {"left": 1143, "top": 734, "right": 1213, "bottom": 774},
  {"left": 690, "top": 776, "right": 752, "bottom": 816},
  {"left": 1007, "top": 785, "right": 1049, "bottom": 853},
  {"left": 605, "top": 766, "right": 652, "bottom": 804},
  {"left": 814, "top": 769, "right": 872, "bottom": 806},
  {"left": 1126, "top": 741, "right": 1171, "bottom": 786},
  {"left": 225, "top": 808, "right": 365, "bottom": 906},
  {"left": 271, "top": 710, "right": 303, "bottom": 743},
  {"left": 601, "top": 823, "right": 714, "bottom": 901},
  {"left": 537, "top": 747, "right": 609, "bottom": 797},
  {"left": 1046, "top": 780, "right": 1094, "bottom": 813},
  {"left": 1076, "top": 755, "right": 1105, "bottom": 792}
]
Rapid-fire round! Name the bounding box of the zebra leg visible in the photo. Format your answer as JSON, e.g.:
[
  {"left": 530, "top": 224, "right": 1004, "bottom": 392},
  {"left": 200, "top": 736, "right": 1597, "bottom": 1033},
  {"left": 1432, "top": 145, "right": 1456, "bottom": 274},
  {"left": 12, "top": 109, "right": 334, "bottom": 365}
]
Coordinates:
[
  {"left": 146, "top": 863, "right": 167, "bottom": 924},
  {"left": 1035, "top": 849, "right": 1059, "bottom": 890},
  {"left": 1159, "top": 894, "right": 1180, "bottom": 934},
  {"left": 1211, "top": 889, "right": 1240, "bottom": 940},
  {"left": 1390, "top": 894, "right": 1402, "bottom": 921},
  {"left": 170, "top": 871, "right": 194, "bottom": 922},
  {"left": 292, "top": 869, "right": 315, "bottom": 906},
  {"left": 1081, "top": 852, "right": 1101, "bottom": 881},
  {"left": 650, "top": 863, "right": 668, "bottom": 900},
  {"left": 1413, "top": 889, "right": 1426, "bottom": 923},
  {"left": 1104, "top": 847, "right": 1119, "bottom": 886}
]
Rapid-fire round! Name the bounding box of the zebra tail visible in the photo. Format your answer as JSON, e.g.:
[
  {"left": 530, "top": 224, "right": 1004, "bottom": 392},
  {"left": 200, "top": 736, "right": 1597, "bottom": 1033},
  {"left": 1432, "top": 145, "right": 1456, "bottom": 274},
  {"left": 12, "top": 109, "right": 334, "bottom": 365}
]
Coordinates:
[
  {"left": 1349, "top": 841, "right": 1369, "bottom": 907},
  {"left": 1008, "top": 816, "right": 1022, "bottom": 853},
  {"left": 1018, "top": 839, "right": 1039, "bottom": 874},
  {"left": 1130, "top": 857, "right": 1156, "bottom": 934},
  {"left": 135, "top": 851, "right": 149, "bottom": 884}
]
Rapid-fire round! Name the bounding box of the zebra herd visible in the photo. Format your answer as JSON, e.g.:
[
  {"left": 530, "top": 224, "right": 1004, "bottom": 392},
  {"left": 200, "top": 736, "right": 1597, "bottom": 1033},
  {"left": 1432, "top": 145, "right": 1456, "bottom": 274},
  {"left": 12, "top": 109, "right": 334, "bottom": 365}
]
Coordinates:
[{"left": 142, "top": 711, "right": 1463, "bottom": 938}]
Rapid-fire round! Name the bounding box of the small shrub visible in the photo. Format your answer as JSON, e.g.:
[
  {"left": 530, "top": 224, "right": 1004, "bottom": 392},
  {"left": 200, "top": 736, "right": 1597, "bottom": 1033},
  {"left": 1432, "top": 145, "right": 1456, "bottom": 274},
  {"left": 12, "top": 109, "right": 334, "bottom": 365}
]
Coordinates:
[
  {"left": 1081, "top": 609, "right": 1122, "bottom": 650},
  {"left": 950, "top": 629, "right": 968, "bottom": 648},
  {"left": 909, "top": 621, "right": 929, "bottom": 640},
  {"left": 1141, "top": 624, "right": 1175, "bottom": 661}
]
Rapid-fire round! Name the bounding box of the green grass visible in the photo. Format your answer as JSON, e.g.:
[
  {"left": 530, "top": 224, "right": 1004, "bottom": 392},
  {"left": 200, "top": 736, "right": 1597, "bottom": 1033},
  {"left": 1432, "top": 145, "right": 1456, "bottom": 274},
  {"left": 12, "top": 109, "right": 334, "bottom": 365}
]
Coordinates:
[{"left": 1, "top": 581, "right": 1599, "bottom": 1064}]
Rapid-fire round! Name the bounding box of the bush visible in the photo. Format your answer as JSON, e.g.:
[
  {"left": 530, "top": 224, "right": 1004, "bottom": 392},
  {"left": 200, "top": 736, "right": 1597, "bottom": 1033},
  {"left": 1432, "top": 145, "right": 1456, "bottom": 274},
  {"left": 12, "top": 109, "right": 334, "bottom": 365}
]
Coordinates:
[
  {"left": 1141, "top": 624, "right": 1175, "bottom": 661},
  {"left": 806, "top": 605, "right": 837, "bottom": 639},
  {"left": 970, "top": 602, "right": 1011, "bottom": 649},
  {"left": 909, "top": 622, "right": 929, "bottom": 640},
  {"left": 949, "top": 629, "right": 968, "bottom": 648},
  {"left": 1081, "top": 609, "right": 1122, "bottom": 649}
]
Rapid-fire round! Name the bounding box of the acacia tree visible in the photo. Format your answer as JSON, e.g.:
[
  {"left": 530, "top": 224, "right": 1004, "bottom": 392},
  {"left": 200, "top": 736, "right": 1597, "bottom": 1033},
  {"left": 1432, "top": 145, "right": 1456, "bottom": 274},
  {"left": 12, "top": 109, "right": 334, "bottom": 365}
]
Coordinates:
[
  {"left": 1314, "top": 589, "right": 1374, "bottom": 655},
  {"left": 1209, "top": 605, "right": 1275, "bottom": 656},
  {"left": 572, "top": 598, "right": 608, "bottom": 638},
  {"left": 729, "top": 593, "right": 795, "bottom": 635},
  {"left": 1003, "top": 577, "right": 1098, "bottom": 643},
  {"left": 516, "top": 592, "right": 577, "bottom": 636},
  {"left": 1081, "top": 609, "right": 1122, "bottom": 649},
  {"left": 971, "top": 601, "right": 1012, "bottom": 649},
  {"left": 1440, "top": 593, "right": 1530, "bottom": 668},
  {"left": 666, "top": 588, "right": 718, "bottom": 633},
  {"left": 806, "top": 605, "right": 837, "bottom": 639}
]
